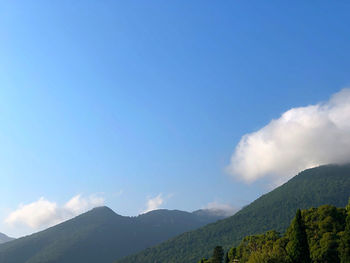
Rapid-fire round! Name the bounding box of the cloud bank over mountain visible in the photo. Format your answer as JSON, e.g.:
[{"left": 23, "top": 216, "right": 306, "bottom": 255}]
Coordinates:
[
  {"left": 5, "top": 194, "right": 104, "bottom": 230},
  {"left": 228, "top": 88, "right": 350, "bottom": 185}
]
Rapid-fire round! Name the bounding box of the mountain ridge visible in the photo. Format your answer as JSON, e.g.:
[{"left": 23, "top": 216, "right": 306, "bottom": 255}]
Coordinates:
[
  {"left": 0, "top": 205, "right": 225, "bottom": 263},
  {"left": 0, "top": 233, "right": 14, "bottom": 245},
  {"left": 116, "top": 163, "right": 350, "bottom": 263}
]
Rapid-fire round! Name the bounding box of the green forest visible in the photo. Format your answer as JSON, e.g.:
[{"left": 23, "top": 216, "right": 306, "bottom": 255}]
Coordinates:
[{"left": 200, "top": 200, "right": 350, "bottom": 263}]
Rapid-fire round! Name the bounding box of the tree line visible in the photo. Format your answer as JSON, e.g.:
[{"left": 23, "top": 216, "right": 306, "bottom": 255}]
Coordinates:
[{"left": 199, "top": 199, "right": 350, "bottom": 263}]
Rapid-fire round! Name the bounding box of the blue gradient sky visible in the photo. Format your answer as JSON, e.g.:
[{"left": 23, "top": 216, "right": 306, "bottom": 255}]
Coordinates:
[{"left": 1, "top": 1, "right": 350, "bottom": 237}]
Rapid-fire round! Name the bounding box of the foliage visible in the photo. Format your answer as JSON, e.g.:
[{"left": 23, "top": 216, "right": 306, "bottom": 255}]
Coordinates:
[
  {"left": 224, "top": 251, "right": 229, "bottom": 263},
  {"left": 338, "top": 198, "right": 350, "bottom": 263},
  {"left": 228, "top": 247, "right": 237, "bottom": 261},
  {"left": 303, "top": 205, "right": 346, "bottom": 262},
  {"left": 236, "top": 230, "right": 288, "bottom": 263},
  {"left": 285, "top": 209, "right": 310, "bottom": 263},
  {"left": 212, "top": 246, "right": 224, "bottom": 263},
  {"left": 210, "top": 204, "right": 348, "bottom": 263}
]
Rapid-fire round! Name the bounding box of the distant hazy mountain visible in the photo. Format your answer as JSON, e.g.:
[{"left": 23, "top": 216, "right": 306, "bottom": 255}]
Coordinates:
[
  {"left": 117, "top": 164, "right": 350, "bottom": 263},
  {"left": 0, "top": 233, "right": 14, "bottom": 244},
  {"left": 0, "top": 207, "right": 225, "bottom": 263}
]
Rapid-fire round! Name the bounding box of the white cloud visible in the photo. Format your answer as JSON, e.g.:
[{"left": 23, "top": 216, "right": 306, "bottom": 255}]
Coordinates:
[
  {"left": 204, "top": 202, "right": 238, "bottom": 216},
  {"left": 228, "top": 88, "right": 350, "bottom": 185},
  {"left": 64, "top": 195, "right": 104, "bottom": 215},
  {"left": 5, "top": 194, "right": 104, "bottom": 230},
  {"left": 142, "top": 194, "right": 164, "bottom": 213}
]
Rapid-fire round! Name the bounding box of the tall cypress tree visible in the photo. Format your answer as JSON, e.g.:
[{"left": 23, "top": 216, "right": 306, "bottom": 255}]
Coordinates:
[
  {"left": 212, "top": 246, "right": 224, "bottom": 263},
  {"left": 339, "top": 199, "right": 350, "bottom": 263},
  {"left": 286, "top": 209, "right": 311, "bottom": 263},
  {"left": 224, "top": 251, "right": 229, "bottom": 263}
]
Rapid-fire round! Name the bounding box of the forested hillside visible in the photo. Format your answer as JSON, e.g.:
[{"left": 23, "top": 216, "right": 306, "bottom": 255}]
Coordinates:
[
  {"left": 116, "top": 164, "right": 350, "bottom": 263},
  {"left": 201, "top": 201, "right": 350, "bottom": 262}
]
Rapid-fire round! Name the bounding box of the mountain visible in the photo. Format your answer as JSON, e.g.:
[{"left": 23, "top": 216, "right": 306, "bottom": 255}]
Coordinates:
[
  {"left": 116, "top": 164, "right": 350, "bottom": 263},
  {"left": 0, "top": 207, "right": 225, "bottom": 263},
  {"left": 0, "top": 233, "right": 14, "bottom": 245}
]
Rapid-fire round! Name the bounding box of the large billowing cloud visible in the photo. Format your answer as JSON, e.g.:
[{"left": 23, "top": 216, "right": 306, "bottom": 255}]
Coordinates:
[
  {"left": 5, "top": 194, "right": 104, "bottom": 229},
  {"left": 228, "top": 88, "right": 350, "bottom": 185}
]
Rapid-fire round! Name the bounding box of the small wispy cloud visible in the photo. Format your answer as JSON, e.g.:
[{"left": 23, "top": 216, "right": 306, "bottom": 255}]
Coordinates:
[
  {"left": 227, "top": 88, "right": 350, "bottom": 185},
  {"left": 5, "top": 194, "right": 104, "bottom": 230},
  {"left": 204, "top": 201, "right": 238, "bottom": 216},
  {"left": 142, "top": 194, "right": 166, "bottom": 214},
  {"left": 114, "top": 190, "right": 124, "bottom": 197}
]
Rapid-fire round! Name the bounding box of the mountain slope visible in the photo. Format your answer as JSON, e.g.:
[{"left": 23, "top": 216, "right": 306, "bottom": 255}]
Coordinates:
[
  {"left": 0, "top": 207, "right": 224, "bottom": 263},
  {"left": 116, "top": 164, "right": 350, "bottom": 263},
  {"left": 0, "top": 233, "right": 14, "bottom": 244}
]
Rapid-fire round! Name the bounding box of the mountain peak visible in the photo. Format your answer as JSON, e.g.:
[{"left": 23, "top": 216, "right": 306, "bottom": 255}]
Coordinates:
[
  {"left": 79, "top": 206, "right": 121, "bottom": 218},
  {"left": 90, "top": 205, "right": 116, "bottom": 214}
]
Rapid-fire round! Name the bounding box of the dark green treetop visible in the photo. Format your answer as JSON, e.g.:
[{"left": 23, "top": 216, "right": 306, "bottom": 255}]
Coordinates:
[
  {"left": 339, "top": 198, "right": 350, "bottom": 263},
  {"left": 224, "top": 251, "right": 229, "bottom": 263},
  {"left": 286, "top": 209, "right": 311, "bottom": 263},
  {"left": 212, "top": 246, "right": 224, "bottom": 263}
]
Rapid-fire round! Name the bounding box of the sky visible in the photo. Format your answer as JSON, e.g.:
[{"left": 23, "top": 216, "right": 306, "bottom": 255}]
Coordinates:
[{"left": 1, "top": 1, "right": 350, "bottom": 237}]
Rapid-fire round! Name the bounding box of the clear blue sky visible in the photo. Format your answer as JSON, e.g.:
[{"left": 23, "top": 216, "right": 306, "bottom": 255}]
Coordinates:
[{"left": 1, "top": 1, "right": 350, "bottom": 236}]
